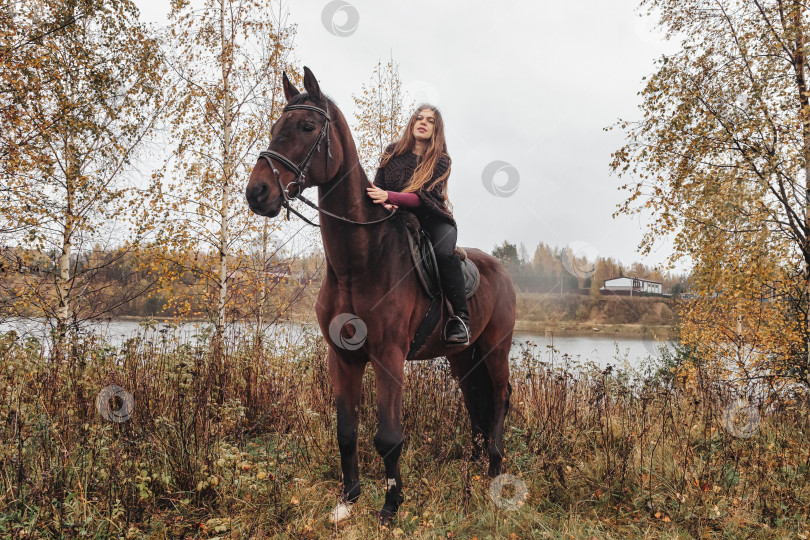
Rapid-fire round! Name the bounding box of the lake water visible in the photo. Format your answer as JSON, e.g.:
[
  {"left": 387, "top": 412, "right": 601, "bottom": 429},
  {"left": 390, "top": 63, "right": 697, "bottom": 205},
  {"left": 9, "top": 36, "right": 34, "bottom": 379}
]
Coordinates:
[
  {"left": 0, "top": 318, "right": 672, "bottom": 369},
  {"left": 512, "top": 331, "right": 671, "bottom": 368}
]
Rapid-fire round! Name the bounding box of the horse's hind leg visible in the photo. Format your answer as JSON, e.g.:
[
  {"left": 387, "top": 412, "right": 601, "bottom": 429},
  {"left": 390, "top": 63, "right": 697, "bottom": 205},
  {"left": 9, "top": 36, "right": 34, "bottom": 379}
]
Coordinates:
[
  {"left": 475, "top": 327, "right": 514, "bottom": 477},
  {"left": 448, "top": 347, "right": 492, "bottom": 462},
  {"left": 328, "top": 349, "right": 366, "bottom": 523}
]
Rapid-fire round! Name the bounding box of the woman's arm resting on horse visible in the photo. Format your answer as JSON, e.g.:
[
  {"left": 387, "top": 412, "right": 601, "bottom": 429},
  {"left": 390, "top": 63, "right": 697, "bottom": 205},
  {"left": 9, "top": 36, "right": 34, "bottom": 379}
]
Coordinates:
[{"left": 386, "top": 191, "right": 420, "bottom": 208}]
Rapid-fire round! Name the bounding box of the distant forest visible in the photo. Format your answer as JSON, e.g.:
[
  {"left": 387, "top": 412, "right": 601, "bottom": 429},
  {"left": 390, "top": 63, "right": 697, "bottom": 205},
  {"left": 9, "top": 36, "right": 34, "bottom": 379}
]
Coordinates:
[
  {"left": 490, "top": 240, "right": 688, "bottom": 295},
  {"left": 0, "top": 239, "right": 686, "bottom": 324}
]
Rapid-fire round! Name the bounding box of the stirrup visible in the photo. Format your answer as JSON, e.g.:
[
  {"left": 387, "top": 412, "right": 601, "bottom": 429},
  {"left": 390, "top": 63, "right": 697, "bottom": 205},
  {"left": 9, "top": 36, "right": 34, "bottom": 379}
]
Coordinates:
[{"left": 443, "top": 315, "right": 470, "bottom": 345}]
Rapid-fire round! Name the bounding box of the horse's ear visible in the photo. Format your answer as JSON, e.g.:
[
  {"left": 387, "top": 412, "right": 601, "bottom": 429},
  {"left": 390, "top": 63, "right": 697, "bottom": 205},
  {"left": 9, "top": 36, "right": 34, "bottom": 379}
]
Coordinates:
[
  {"left": 302, "top": 66, "right": 322, "bottom": 102},
  {"left": 282, "top": 72, "right": 300, "bottom": 102}
]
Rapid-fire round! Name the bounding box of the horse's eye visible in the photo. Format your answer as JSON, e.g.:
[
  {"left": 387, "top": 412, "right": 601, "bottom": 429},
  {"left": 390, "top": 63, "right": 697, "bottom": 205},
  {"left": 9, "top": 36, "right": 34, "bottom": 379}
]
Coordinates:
[{"left": 303, "top": 125, "right": 315, "bottom": 133}]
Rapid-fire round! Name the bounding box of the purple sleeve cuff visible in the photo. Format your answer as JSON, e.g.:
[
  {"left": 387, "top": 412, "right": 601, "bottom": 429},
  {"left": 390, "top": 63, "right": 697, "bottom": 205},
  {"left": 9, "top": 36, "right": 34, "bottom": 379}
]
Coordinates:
[{"left": 386, "top": 190, "right": 421, "bottom": 208}]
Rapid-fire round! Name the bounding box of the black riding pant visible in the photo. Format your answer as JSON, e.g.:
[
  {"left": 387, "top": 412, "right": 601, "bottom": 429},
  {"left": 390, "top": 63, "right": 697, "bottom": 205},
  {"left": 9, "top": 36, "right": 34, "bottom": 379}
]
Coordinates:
[{"left": 421, "top": 219, "right": 457, "bottom": 264}]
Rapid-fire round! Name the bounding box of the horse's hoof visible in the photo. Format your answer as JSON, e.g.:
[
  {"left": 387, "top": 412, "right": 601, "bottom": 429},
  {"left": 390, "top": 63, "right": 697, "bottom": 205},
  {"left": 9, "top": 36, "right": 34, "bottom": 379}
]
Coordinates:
[
  {"left": 329, "top": 500, "right": 354, "bottom": 524},
  {"left": 377, "top": 507, "right": 396, "bottom": 527}
]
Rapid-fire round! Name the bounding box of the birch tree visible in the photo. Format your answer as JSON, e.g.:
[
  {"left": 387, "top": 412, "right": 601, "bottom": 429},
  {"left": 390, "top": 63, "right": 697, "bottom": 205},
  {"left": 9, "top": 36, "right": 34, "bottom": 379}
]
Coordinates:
[
  {"left": 0, "top": 0, "right": 163, "bottom": 348},
  {"left": 159, "top": 0, "right": 298, "bottom": 344},
  {"left": 612, "top": 0, "right": 809, "bottom": 387},
  {"left": 352, "top": 55, "right": 412, "bottom": 176}
]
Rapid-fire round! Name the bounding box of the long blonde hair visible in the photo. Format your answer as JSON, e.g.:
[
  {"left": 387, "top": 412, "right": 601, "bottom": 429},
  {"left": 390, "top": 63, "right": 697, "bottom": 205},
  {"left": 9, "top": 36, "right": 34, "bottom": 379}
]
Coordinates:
[{"left": 379, "top": 104, "right": 452, "bottom": 207}]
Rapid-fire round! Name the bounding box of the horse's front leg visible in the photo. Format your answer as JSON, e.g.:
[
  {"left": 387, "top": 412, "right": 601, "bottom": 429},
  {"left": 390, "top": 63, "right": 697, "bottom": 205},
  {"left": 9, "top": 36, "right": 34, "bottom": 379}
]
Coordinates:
[
  {"left": 328, "top": 348, "right": 366, "bottom": 523},
  {"left": 370, "top": 347, "right": 406, "bottom": 526}
]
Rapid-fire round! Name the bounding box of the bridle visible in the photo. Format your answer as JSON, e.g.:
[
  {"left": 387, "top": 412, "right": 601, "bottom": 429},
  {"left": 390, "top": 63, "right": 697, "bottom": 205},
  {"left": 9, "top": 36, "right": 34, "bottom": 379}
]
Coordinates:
[{"left": 258, "top": 101, "right": 398, "bottom": 227}]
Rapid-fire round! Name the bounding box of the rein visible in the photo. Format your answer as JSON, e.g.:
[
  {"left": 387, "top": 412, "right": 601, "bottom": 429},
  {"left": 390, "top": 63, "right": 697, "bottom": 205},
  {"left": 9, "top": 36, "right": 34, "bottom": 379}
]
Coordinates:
[{"left": 258, "top": 102, "right": 398, "bottom": 228}]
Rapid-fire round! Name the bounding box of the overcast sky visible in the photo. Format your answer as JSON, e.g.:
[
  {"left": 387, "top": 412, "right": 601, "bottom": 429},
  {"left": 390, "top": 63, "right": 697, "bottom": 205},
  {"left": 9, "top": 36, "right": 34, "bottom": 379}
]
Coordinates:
[{"left": 134, "top": 0, "right": 685, "bottom": 272}]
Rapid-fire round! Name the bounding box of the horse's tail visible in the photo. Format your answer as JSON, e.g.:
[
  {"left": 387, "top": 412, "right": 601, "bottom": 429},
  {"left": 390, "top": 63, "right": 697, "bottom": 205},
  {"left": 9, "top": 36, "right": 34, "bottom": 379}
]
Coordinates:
[
  {"left": 466, "top": 340, "right": 513, "bottom": 439},
  {"left": 467, "top": 341, "right": 495, "bottom": 436}
]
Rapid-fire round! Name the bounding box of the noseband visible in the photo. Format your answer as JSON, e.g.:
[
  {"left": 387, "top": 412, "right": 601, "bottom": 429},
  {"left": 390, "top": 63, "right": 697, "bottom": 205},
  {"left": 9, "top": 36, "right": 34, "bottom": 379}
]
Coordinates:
[{"left": 258, "top": 101, "right": 397, "bottom": 227}]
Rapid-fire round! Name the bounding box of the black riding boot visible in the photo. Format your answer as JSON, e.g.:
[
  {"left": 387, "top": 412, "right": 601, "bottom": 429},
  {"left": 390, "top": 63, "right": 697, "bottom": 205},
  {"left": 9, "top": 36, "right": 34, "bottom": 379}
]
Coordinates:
[{"left": 438, "top": 253, "right": 470, "bottom": 345}]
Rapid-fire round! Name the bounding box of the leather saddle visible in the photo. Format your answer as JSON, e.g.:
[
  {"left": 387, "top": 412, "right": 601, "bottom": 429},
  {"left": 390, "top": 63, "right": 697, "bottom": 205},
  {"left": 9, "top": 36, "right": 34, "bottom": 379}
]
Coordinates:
[
  {"left": 401, "top": 212, "right": 480, "bottom": 301},
  {"left": 399, "top": 213, "right": 480, "bottom": 358}
]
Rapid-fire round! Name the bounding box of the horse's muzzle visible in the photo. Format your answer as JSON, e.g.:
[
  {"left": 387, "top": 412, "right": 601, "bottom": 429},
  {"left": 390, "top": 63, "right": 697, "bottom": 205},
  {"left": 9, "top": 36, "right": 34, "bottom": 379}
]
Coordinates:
[{"left": 246, "top": 182, "right": 282, "bottom": 217}]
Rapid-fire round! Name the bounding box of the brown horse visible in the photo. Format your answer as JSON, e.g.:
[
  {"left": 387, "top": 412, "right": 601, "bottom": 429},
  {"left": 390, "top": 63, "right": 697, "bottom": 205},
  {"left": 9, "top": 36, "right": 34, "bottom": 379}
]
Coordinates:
[{"left": 245, "top": 67, "right": 516, "bottom": 525}]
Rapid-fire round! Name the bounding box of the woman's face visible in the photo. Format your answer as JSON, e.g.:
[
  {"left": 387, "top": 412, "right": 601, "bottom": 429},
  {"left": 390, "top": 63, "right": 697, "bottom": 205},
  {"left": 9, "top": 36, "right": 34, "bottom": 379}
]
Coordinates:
[{"left": 412, "top": 109, "right": 436, "bottom": 142}]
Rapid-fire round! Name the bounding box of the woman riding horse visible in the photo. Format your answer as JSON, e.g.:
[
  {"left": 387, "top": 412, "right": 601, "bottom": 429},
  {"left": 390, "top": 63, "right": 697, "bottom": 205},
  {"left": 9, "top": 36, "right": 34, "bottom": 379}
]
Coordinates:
[
  {"left": 366, "top": 105, "right": 470, "bottom": 345},
  {"left": 245, "top": 67, "right": 515, "bottom": 527}
]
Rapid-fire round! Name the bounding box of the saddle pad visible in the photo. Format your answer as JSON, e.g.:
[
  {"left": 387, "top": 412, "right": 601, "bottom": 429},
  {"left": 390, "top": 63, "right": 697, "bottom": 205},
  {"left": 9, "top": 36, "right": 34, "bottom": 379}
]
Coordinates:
[{"left": 459, "top": 257, "right": 480, "bottom": 299}]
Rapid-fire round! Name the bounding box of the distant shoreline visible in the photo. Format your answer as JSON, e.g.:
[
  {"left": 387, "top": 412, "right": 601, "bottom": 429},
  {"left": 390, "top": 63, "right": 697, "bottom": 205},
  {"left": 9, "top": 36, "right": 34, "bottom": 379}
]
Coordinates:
[
  {"left": 111, "top": 316, "right": 675, "bottom": 339},
  {"left": 514, "top": 320, "right": 675, "bottom": 339},
  {"left": 3, "top": 315, "right": 676, "bottom": 340}
]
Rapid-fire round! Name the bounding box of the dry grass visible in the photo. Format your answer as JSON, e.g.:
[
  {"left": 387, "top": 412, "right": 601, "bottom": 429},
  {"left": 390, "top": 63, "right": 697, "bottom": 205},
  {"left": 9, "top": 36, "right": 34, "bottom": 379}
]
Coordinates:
[{"left": 0, "top": 327, "right": 808, "bottom": 539}]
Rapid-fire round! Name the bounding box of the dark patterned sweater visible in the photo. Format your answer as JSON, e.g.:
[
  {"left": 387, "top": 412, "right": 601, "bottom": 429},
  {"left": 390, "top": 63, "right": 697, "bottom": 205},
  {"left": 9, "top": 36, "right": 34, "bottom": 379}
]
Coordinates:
[{"left": 372, "top": 143, "right": 456, "bottom": 227}]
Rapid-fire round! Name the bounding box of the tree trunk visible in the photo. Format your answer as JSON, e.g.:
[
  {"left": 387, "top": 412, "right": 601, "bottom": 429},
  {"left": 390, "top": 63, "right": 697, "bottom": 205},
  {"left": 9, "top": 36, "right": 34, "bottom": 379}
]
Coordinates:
[
  {"left": 216, "top": 0, "right": 231, "bottom": 347},
  {"left": 791, "top": 3, "right": 810, "bottom": 372},
  {"left": 255, "top": 218, "right": 269, "bottom": 349},
  {"left": 55, "top": 96, "right": 77, "bottom": 360},
  {"left": 55, "top": 207, "right": 72, "bottom": 358}
]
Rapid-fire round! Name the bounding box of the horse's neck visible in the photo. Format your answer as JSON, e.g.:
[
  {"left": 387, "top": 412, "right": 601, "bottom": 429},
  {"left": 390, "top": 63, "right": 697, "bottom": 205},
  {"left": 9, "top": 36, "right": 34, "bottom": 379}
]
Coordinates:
[
  {"left": 317, "top": 168, "right": 401, "bottom": 277},
  {"left": 317, "top": 121, "right": 406, "bottom": 282}
]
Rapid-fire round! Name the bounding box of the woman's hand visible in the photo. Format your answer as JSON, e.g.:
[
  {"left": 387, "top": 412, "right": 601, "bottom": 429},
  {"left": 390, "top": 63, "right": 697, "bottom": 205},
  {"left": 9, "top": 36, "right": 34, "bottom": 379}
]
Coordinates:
[{"left": 366, "top": 185, "right": 389, "bottom": 204}]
